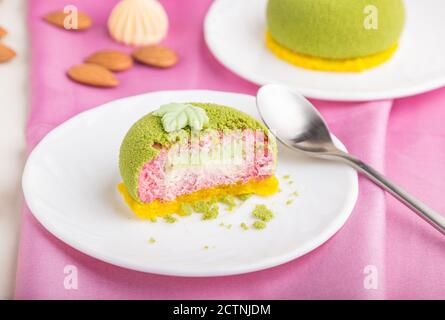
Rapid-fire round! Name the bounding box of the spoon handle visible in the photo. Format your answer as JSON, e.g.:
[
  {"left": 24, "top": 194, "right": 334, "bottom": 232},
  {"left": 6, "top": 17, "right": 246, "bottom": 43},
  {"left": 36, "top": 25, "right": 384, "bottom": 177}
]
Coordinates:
[{"left": 336, "top": 152, "right": 445, "bottom": 236}]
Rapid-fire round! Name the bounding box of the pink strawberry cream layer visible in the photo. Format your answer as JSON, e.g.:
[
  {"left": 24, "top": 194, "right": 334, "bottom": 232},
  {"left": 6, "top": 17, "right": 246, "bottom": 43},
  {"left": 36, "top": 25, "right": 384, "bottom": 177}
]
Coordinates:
[{"left": 137, "top": 130, "right": 276, "bottom": 203}]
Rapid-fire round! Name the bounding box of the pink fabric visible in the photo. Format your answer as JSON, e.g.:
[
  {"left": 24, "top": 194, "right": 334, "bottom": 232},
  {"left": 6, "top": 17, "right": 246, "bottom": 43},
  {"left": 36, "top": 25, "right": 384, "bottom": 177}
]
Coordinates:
[{"left": 16, "top": 0, "right": 445, "bottom": 299}]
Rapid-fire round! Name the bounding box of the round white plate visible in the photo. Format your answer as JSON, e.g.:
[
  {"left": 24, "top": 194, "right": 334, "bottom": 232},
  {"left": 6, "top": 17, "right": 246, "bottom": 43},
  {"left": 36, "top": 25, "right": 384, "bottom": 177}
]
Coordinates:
[
  {"left": 204, "top": 0, "right": 445, "bottom": 101},
  {"left": 22, "top": 90, "right": 358, "bottom": 277}
]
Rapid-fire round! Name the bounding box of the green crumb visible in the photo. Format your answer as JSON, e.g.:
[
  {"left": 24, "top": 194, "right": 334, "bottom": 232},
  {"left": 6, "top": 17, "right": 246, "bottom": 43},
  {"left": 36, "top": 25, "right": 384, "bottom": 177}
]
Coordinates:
[
  {"left": 237, "top": 193, "right": 253, "bottom": 201},
  {"left": 252, "top": 221, "right": 267, "bottom": 230},
  {"left": 201, "top": 203, "right": 219, "bottom": 220},
  {"left": 193, "top": 198, "right": 220, "bottom": 220},
  {"left": 219, "top": 222, "right": 225, "bottom": 227},
  {"left": 208, "top": 197, "right": 218, "bottom": 204},
  {"left": 252, "top": 204, "right": 274, "bottom": 222},
  {"left": 193, "top": 199, "right": 217, "bottom": 213},
  {"left": 286, "top": 199, "right": 294, "bottom": 205},
  {"left": 288, "top": 180, "right": 294, "bottom": 185},
  {"left": 219, "top": 195, "right": 237, "bottom": 211},
  {"left": 226, "top": 224, "right": 232, "bottom": 230},
  {"left": 291, "top": 191, "right": 299, "bottom": 197},
  {"left": 283, "top": 175, "right": 290, "bottom": 180},
  {"left": 163, "top": 215, "right": 177, "bottom": 224},
  {"left": 148, "top": 237, "right": 156, "bottom": 244},
  {"left": 204, "top": 245, "right": 209, "bottom": 250},
  {"left": 240, "top": 223, "right": 249, "bottom": 231},
  {"left": 193, "top": 200, "right": 210, "bottom": 213},
  {"left": 178, "top": 203, "right": 193, "bottom": 216}
]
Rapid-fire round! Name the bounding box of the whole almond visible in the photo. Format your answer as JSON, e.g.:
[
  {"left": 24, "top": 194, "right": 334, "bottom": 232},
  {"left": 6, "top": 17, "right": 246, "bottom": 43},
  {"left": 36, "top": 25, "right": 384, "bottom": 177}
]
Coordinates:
[
  {"left": 85, "top": 50, "right": 133, "bottom": 72},
  {"left": 132, "top": 45, "right": 178, "bottom": 68},
  {"left": 44, "top": 11, "right": 92, "bottom": 31},
  {"left": 0, "top": 26, "right": 7, "bottom": 38},
  {"left": 67, "top": 63, "right": 118, "bottom": 88},
  {"left": 0, "top": 44, "right": 16, "bottom": 63}
]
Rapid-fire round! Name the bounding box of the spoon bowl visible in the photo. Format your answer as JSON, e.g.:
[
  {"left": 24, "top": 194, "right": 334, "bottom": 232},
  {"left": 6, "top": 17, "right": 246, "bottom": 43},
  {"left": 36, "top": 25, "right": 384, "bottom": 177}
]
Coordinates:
[
  {"left": 256, "top": 84, "right": 445, "bottom": 236},
  {"left": 257, "top": 84, "right": 336, "bottom": 154}
]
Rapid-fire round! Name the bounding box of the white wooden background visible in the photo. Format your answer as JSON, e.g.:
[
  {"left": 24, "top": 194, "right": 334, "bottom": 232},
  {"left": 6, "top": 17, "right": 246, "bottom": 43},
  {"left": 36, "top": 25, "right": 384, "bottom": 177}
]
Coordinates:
[{"left": 0, "top": 0, "right": 27, "bottom": 299}]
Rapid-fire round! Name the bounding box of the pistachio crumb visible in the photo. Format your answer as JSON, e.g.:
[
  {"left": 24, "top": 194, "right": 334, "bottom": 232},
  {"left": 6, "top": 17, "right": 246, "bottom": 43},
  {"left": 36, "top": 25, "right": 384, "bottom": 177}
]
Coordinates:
[
  {"left": 240, "top": 222, "right": 249, "bottom": 230},
  {"left": 237, "top": 193, "right": 253, "bottom": 201},
  {"left": 220, "top": 195, "right": 237, "bottom": 211},
  {"left": 286, "top": 199, "right": 294, "bottom": 205},
  {"left": 191, "top": 199, "right": 219, "bottom": 220},
  {"left": 178, "top": 203, "right": 193, "bottom": 216},
  {"left": 283, "top": 175, "right": 290, "bottom": 180},
  {"left": 163, "top": 214, "right": 177, "bottom": 224},
  {"left": 193, "top": 200, "right": 211, "bottom": 213},
  {"left": 201, "top": 203, "right": 219, "bottom": 220},
  {"left": 252, "top": 221, "right": 267, "bottom": 230},
  {"left": 252, "top": 204, "right": 274, "bottom": 222},
  {"left": 204, "top": 245, "right": 209, "bottom": 250},
  {"left": 148, "top": 237, "right": 156, "bottom": 244},
  {"left": 226, "top": 224, "right": 232, "bottom": 230}
]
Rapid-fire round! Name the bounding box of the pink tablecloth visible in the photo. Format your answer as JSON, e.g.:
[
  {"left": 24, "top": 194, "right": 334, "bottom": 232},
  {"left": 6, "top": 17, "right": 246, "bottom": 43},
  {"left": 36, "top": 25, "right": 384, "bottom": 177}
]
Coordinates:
[{"left": 15, "top": 0, "right": 445, "bottom": 299}]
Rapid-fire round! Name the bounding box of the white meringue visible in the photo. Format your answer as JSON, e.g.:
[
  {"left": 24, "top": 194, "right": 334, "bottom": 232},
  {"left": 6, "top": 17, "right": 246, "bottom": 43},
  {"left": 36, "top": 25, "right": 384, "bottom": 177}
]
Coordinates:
[{"left": 108, "top": 0, "right": 169, "bottom": 46}]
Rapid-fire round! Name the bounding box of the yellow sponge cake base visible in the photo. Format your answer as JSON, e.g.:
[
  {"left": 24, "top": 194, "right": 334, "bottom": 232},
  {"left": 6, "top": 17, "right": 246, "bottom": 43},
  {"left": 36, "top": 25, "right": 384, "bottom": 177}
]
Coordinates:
[
  {"left": 265, "top": 32, "right": 398, "bottom": 72},
  {"left": 118, "top": 176, "right": 279, "bottom": 220}
]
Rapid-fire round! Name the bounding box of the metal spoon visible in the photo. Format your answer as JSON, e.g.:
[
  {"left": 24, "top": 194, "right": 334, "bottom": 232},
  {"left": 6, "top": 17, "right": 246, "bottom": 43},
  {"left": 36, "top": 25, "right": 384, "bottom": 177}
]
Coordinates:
[{"left": 257, "top": 84, "right": 445, "bottom": 236}]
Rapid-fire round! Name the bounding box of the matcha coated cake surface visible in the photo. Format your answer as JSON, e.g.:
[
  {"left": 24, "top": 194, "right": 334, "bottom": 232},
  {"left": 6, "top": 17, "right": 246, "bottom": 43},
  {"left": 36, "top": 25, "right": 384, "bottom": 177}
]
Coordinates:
[{"left": 267, "top": 0, "right": 405, "bottom": 60}]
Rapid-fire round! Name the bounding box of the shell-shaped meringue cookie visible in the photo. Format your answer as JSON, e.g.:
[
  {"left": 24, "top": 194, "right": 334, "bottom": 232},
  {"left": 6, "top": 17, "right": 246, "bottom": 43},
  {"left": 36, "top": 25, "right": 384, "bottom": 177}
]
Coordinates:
[{"left": 108, "top": 0, "right": 169, "bottom": 46}]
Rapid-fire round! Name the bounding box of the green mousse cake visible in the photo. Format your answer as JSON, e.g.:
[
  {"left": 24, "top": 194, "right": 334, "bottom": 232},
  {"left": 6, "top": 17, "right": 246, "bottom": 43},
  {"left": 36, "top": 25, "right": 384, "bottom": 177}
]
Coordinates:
[
  {"left": 119, "top": 103, "right": 276, "bottom": 203},
  {"left": 266, "top": 0, "right": 405, "bottom": 71}
]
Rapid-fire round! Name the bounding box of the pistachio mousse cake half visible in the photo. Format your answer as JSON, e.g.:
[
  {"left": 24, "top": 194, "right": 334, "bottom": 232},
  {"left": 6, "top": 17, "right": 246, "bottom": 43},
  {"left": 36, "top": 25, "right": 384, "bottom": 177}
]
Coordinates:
[
  {"left": 266, "top": 0, "right": 405, "bottom": 72},
  {"left": 118, "top": 103, "right": 278, "bottom": 219}
]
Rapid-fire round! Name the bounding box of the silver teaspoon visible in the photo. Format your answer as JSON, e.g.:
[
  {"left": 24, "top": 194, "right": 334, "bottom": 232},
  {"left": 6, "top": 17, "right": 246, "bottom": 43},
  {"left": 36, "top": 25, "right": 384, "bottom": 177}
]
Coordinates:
[{"left": 257, "top": 84, "right": 445, "bottom": 236}]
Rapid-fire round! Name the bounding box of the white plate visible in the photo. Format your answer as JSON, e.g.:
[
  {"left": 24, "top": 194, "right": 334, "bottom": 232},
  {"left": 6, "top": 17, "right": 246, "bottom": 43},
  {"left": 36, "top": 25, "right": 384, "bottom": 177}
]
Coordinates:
[
  {"left": 204, "top": 0, "right": 445, "bottom": 101},
  {"left": 22, "top": 90, "right": 358, "bottom": 277}
]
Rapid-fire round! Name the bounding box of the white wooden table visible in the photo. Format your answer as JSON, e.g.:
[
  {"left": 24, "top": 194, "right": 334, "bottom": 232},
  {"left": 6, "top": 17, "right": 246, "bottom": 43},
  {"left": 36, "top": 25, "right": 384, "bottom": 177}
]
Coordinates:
[{"left": 0, "top": 0, "right": 27, "bottom": 299}]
